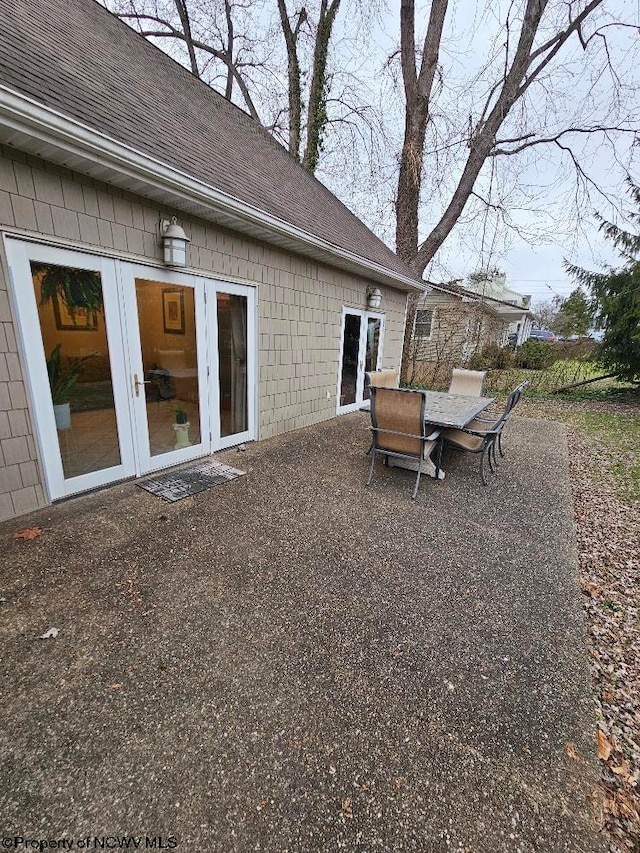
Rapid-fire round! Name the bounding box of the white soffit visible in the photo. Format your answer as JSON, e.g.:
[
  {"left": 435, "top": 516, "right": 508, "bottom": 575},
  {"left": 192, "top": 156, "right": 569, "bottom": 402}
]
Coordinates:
[{"left": 0, "top": 86, "right": 425, "bottom": 294}]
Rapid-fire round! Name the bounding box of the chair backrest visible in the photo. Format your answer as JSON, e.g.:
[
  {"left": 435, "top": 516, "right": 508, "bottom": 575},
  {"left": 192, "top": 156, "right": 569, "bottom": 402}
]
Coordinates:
[
  {"left": 366, "top": 368, "right": 399, "bottom": 389},
  {"left": 449, "top": 368, "right": 486, "bottom": 396},
  {"left": 505, "top": 380, "right": 529, "bottom": 415},
  {"left": 370, "top": 387, "right": 425, "bottom": 458}
]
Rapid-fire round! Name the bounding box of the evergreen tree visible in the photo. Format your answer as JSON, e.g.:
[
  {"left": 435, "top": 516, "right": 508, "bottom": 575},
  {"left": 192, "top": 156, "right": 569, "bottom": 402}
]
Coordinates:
[
  {"left": 565, "top": 180, "right": 640, "bottom": 382},
  {"left": 552, "top": 288, "right": 593, "bottom": 337}
]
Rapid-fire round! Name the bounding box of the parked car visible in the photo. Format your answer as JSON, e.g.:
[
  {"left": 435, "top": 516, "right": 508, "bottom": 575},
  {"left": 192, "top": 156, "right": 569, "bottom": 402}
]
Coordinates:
[{"left": 527, "top": 329, "right": 557, "bottom": 343}]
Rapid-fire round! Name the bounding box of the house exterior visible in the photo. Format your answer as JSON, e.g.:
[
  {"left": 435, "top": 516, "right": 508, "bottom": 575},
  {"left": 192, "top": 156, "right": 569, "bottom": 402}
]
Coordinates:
[
  {"left": 463, "top": 270, "right": 533, "bottom": 345},
  {"left": 0, "top": 0, "right": 424, "bottom": 521},
  {"left": 406, "top": 281, "right": 532, "bottom": 387}
]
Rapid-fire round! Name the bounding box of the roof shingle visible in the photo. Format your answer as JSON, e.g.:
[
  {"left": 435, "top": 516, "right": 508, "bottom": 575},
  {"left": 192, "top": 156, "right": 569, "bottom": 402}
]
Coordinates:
[{"left": 0, "top": 0, "right": 417, "bottom": 283}]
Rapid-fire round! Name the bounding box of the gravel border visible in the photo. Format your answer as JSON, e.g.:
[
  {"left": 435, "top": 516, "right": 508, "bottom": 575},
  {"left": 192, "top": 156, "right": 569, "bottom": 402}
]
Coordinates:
[{"left": 520, "top": 398, "right": 640, "bottom": 852}]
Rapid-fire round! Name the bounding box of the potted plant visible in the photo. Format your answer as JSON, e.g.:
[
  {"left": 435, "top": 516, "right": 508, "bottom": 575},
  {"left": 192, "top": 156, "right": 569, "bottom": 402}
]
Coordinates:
[
  {"left": 171, "top": 402, "right": 191, "bottom": 448},
  {"left": 172, "top": 402, "right": 189, "bottom": 424},
  {"left": 33, "top": 263, "right": 104, "bottom": 318},
  {"left": 46, "top": 344, "right": 85, "bottom": 430}
]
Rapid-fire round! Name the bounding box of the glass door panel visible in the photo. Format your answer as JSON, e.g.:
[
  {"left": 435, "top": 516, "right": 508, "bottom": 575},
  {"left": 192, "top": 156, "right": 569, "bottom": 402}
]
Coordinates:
[
  {"left": 5, "top": 239, "right": 136, "bottom": 501},
  {"left": 337, "top": 309, "right": 384, "bottom": 412},
  {"left": 217, "top": 293, "right": 248, "bottom": 437},
  {"left": 339, "top": 312, "right": 362, "bottom": 408},
  {"left": 134, "top": 279, "right": 201, "bottom": 456},
  {"left": 30, "top": 261, "right": 122, "bottom": 478},
  {"left": 363, "top": 316, "right": 382, "bottom": 401}
]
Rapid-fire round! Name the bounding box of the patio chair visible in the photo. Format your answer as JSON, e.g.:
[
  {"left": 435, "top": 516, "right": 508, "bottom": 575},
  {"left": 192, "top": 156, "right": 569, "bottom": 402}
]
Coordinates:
[
  {"left": 448, "top": 368, "right": 486, "bottom": 396},
  {"left": 365, "top": 368, "right": 399, "bottom": 390},
  {"left": 367, "top": 387, "right": 440, "bottom": 499},
  {"left": 473, "top": 380, "right": 529, "bottom": 459},
  {"left": 364, "top": 368, "right": 399, "bottom": 454},
  {"left": 435, "top": 384, "right": 524, "bottom": 486}
]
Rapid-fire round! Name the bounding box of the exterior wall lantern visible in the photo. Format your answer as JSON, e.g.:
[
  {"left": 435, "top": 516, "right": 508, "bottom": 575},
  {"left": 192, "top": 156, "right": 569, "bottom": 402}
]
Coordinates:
[
  {"left": 160, "top": 217, "right": 190, "bottom": 267},
  {"left": 366, "top": 286, "right": 382, "bottom": 310}
]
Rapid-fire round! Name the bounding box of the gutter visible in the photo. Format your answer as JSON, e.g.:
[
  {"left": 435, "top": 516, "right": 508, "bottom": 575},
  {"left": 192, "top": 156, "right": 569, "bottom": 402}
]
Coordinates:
[
  {"left": 0, "top": 85, "right": 425, "bottom": 294},
  {"left": 425, "top": 280, "right": 531, "bottom": 314}
]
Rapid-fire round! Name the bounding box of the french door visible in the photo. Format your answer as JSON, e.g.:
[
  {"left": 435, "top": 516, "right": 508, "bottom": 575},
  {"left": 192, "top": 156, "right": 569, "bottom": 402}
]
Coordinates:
[
  {"left": 5, "top": 239, "right": 255, "bottom": 502},
  {"left": 336, "top": 308, "right": 384, "bottom": 414}
]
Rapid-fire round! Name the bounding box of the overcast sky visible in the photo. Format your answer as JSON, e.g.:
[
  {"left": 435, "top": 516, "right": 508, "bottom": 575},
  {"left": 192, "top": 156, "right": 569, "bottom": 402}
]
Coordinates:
[
  {"left": 315, "top": 0, "right": 640, "bottom": 305},
  {"left": 110, "top": 0, "right": 639, "bottom": 306}
]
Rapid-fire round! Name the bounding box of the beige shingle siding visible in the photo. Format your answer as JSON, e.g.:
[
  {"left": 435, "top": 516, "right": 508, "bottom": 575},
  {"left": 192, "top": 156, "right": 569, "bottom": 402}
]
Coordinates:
[
  {"left": 0, "top": 150, "right": 406, "bottom": 518},
  {"left": 407, "top": 290, "right": 508, "bottom": 386}
]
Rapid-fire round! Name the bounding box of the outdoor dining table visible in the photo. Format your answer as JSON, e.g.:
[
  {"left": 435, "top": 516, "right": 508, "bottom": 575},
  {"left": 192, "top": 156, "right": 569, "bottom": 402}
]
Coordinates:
[
  {"left": 363, "top": 389, "right": 495, "bottom": 479},
  {"left": 419, "top": 390, "right": 495, "bottom": 429}
]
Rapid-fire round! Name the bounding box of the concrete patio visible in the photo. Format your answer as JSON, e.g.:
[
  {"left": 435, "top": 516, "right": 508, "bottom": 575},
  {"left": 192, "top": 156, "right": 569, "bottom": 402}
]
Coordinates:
[{"left": 0, "top": 413, "right": 603, "bottom": 851}]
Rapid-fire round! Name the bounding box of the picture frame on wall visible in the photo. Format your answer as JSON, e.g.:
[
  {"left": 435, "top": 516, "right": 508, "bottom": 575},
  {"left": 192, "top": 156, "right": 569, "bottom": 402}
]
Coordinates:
[
  {"left": 53, "top": 295, "right": 98, "bottom": 331},
  {"left": 162, "top": 289, "right": 185, "bottom": 335}
]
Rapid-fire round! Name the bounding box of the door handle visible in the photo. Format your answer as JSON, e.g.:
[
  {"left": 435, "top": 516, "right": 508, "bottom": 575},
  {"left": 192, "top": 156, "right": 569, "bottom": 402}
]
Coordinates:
[{"left": 133, "top": 373, "right": 150, "bottom": 397}]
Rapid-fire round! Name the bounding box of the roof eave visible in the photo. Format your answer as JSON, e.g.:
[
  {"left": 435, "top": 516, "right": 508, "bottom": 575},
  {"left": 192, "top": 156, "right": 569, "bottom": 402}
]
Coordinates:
[
  {"left": 0, "top": 85, "right": 425, "bottom": 294},
  {"left": 424, "top": 282, "right": 531, "bottom": 319}
]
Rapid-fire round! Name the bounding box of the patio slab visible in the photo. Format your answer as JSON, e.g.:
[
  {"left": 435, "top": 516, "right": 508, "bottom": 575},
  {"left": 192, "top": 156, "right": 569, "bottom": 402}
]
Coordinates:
[{"left": 0, "top": 413, "right": 603, "bottom": 851}]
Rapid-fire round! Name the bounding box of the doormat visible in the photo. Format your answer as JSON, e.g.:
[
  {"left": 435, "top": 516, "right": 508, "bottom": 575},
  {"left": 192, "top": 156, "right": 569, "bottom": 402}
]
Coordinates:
[{"left": 137, "top": 459, "right": 246, "bottom": 502}]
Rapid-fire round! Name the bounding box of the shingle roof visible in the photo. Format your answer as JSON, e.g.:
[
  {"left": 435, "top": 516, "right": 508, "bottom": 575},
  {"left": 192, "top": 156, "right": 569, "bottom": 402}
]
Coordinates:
[
  {"left": 426, "top": 280, "right": 527, "bottom": 310},
  {"left": 0, "top": 0, "right": 418, "bottom": 284}
]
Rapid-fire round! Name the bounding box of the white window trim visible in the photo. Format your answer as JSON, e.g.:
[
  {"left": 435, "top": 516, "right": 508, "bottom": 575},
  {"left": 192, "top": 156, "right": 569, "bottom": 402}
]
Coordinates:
[{"left": 413, "top": 306, "right": 435, "bottom": 340}]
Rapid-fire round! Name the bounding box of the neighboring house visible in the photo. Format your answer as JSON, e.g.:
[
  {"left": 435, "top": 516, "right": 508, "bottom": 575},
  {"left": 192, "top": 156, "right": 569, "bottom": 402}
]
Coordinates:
[
  {"left": 0, "top": 0, "right": 424, "bottom": 520},
  {"left": 407, "top": 281, "right": 532, "bottom": 386},
  {"left": 464, "top": 270, "right": 533, "bottom": 345}
]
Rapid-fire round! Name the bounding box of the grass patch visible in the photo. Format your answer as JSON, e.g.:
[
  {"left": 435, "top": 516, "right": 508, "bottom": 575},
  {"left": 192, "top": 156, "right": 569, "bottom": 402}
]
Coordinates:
[{"left": 484, "top": 359, "right": 617, "bottom": 394}]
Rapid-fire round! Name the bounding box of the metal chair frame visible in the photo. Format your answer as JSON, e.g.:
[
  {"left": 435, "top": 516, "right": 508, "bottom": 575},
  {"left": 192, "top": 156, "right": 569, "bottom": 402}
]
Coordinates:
[
  {"left": 435, "top": 383, "right": 527, "bottom": 485},
  {"left": 367, "top": 387, "right": 438, "bottom": 499}
]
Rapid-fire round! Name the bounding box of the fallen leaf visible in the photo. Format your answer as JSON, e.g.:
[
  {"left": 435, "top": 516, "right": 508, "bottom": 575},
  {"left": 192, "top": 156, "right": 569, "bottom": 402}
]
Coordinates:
[
  {"left": 596, "top": 729, "right": 613, "bottom": 761},
  {"left": 39, "top": 627, "right": 59, "bottom": 639},
  {"left": 611, "top": 762, "right": 632, "bottom": 779},
  {"left": 341, "top": 797, "right": 353, "bottom": 819},
  {"left": 565, "top": 742, "right": 580, "bottom": 761},
  {"left": 108, "top": 683, "right": 123, "bottom": 690},
  {"left": 13, "top": 527, "right": 43, "bottom": 541},
  {"left": 583, "top": 581, "right": 601, "bottom": 598}
]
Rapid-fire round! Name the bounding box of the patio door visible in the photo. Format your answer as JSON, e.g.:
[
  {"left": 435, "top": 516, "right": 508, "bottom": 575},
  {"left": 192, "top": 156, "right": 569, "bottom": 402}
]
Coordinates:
[
  {"left": 5, "top": 240, "right": 136, "bottom": 500},
  {"left": 337, "top": 308, "right": 384, "bottom": 414},
  {"left": 120, "top": 264, "right": 209, "bottom": 474},
  {"left": 5, "top": 239, "right": 256, "bottom": 502}
]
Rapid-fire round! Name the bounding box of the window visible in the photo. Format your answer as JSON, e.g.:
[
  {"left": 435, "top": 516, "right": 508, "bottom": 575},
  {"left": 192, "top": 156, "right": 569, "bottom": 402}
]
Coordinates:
[{"left": 414, "top": 308, "right": 434, "bottom": 339}]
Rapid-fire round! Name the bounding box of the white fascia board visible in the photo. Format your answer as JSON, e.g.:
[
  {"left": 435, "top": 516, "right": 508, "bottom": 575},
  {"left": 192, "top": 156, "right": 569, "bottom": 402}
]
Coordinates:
[{"left": 0, "top": 85, "right": 425, "bottom": 294}]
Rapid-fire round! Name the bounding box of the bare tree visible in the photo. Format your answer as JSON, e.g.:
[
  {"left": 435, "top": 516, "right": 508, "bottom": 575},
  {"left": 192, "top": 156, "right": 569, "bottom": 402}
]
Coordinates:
[
  {"left": 302, "top": 0, "right": 341, "bottom": 172},
  {"left": 107, "top": 0, "right": 348, "bottom": 173},
  {"left": 396, "top": 0, "right": 639, "bottom": 378}
]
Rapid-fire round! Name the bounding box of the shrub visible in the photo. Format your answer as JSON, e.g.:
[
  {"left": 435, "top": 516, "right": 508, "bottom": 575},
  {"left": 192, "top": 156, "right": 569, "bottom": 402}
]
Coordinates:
[
  {"left": 468, "top": 343, "right": 514, "bottom": 370},
  {"left": 514, "top": 339, "right": 557, "bottom": 370},
  {"left": 553, "top": 338, "right": 597, "bottom": 360}
]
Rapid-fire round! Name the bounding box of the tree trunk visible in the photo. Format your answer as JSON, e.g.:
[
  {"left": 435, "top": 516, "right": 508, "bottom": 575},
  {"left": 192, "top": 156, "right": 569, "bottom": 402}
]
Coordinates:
[
  {"left": 277, "top": 0, "right": 305, "bottom": 160},
  {"left": 224, "top": 0, "right": 234, "bottom": 100},
  {"left": 173, "top": 0, "right": 200, "bottom": 77},
  {"left": 302, "top": 0, "right": 341, "bottom": 174}
]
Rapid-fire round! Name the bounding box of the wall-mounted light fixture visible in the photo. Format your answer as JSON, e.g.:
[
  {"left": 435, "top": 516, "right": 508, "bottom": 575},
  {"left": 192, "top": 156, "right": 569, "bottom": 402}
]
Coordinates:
[
  {"left": 366, "top": 286, "right": 382, "bottom": 310},
  {"left": 160, "top": 216, "right": 190, "bottom": 267}
]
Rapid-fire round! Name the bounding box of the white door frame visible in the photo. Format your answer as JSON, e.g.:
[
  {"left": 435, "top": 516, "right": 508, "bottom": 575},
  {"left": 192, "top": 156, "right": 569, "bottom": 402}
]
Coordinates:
[
  {"left": 4, "top": 237, "right": 258, "bottom": 502},
  {"left": 336, "top": 307, "right": 385, "bottom": 415},
  {"left": 4, "top": 238, "right": 137, "bottom": 500},
  {"left": 120, "top": 262, "right": 211, "bottom": 474},
  {"left": 208, "top": 279, "right": 257, "bottom": 451}
]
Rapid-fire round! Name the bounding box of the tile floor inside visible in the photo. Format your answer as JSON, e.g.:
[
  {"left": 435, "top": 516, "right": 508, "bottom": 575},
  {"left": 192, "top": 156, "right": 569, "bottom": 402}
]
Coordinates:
[{"left": 58, "top": 399, "right": 202, "bottom": 478}]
